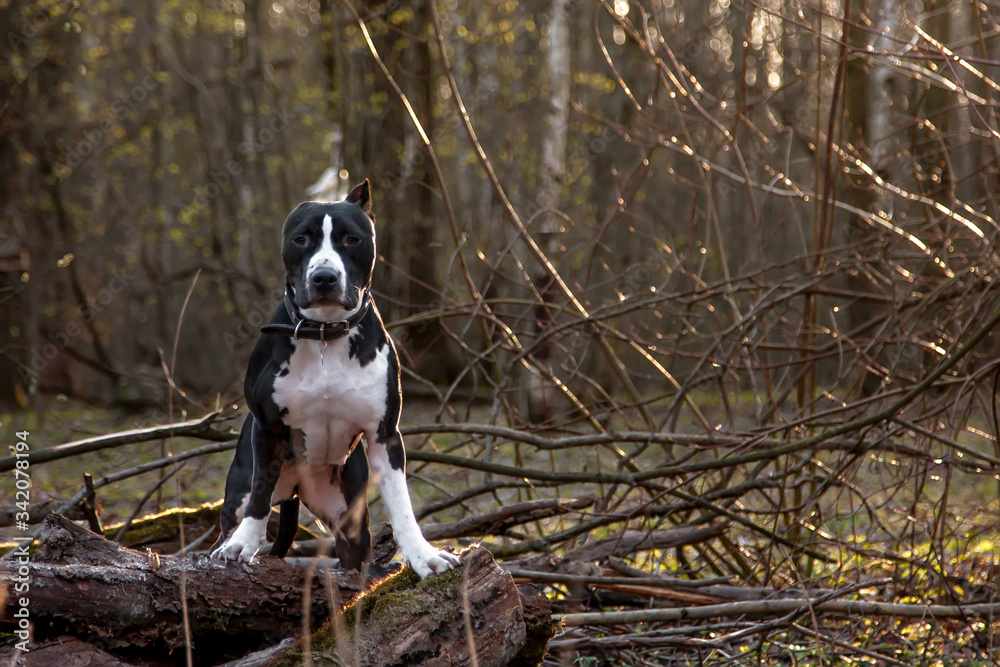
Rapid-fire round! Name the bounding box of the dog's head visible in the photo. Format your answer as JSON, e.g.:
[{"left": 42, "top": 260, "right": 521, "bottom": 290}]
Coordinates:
[{"left": 281, "top": 180, "right": 376, "bottom": 322}]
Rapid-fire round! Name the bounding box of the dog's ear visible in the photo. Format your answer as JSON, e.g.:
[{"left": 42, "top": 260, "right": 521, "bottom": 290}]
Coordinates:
[{"left": 346, "top": 179, "right": 372, "bottom": 214}]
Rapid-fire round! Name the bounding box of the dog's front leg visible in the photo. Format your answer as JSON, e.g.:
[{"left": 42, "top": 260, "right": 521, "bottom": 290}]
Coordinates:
[
  {"left": 213, "top": 419, "right": 287, "bottom": 563},
  {"left": 367, "top": 429, "right": 460, "bottom": 578}
]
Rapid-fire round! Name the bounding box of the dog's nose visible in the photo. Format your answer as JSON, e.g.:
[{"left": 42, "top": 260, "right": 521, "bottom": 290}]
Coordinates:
[{"left": 310, "top": 269, "right": 340, "bottom": 289}]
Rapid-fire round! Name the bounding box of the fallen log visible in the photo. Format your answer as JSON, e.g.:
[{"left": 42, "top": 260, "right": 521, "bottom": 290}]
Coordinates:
[
  {"left": 0, "top": 515, "right": 556, "bottom": 665},
  {"left": 0, "top": 636, "right": 135, "bottom": 667},
  {"left": 101, "top": 501, "right": 223, "bottom": 550},
  {"left": 0, "top": 515, "right": 379, "bottom": 663},
  {"left": 265, "top": 546, "right": 557, "bottom": 667},
  {"left": 101, "top": 501, "right": 317, "bottom": 553},
  {"left": 0, "top": 502, "right": 228, "bottom": 557}
]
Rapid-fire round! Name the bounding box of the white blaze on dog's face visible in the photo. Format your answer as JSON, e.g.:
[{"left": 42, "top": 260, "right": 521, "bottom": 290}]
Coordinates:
[{"left": 281, "top": 180, "right": 376, "bottom": 322}]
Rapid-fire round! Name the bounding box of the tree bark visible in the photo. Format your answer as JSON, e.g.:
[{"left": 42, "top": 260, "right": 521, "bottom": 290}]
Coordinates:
[
  {"left": 0, "top": 515, "right": 374, "bottom": 661},
  {"left": 527, "top": 0, "right": 572, "bottom": 423},
  {"left": 0, "top": 637, "right": 135, "bottom": 667},
  {"left": 269, "top": 546, "right": 544, "bottom": 667},
  {"left": 1, "top": 515, "right": 555, "bottom": 665}
]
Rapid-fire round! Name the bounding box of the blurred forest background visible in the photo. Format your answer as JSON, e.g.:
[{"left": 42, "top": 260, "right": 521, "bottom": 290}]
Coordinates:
[
  {"left": 5, "top": 0, "right": 1000, "bottom": 419},
  {"left": 7, "top": 0, "right": 1000, "bottom": 662}
]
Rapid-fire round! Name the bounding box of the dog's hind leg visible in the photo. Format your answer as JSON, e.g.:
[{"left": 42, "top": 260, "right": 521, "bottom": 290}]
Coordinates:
[
  {"left": 268, "top": 497, "right": 300, "bottom": 557},
  {"left": 296, "top": 439, "right": 372, "bottom": 569},
  {"left": 334, "top": 438, "right": 372, "bottom": 570}
]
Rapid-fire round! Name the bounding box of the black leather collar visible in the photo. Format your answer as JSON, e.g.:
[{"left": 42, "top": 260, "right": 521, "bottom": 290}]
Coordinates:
[{"left": 261, "top": 291, "right": 371, "bottom": 341}]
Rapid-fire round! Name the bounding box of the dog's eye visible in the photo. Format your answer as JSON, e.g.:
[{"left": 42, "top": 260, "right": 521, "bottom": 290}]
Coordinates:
[
  {"left": 344, "top": 235, "right": 361, "bottom": 246},
  {"left": 293, "top": 236, "right": 308, "bottom": 246}
]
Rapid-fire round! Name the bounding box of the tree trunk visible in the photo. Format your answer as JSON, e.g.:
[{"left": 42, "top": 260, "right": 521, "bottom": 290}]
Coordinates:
[
  {"left": 527, "top": 0, "right": 571, "bottom": 423},
  {"left": 402, "top": 0, "right": 452, "bottom": 381},
  {"left": 867, "top": 0, "right": 905, "bottom": 198}
]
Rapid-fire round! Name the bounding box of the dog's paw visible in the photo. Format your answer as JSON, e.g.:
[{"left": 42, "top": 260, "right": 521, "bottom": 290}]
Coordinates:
[
  {"left": 211, "top": 540, "right": 259, "bottom": 563},
  {"left": 404, "top": 542, "right": 461, "bottom": 579},
  {"left": 211, "top": 517, "right": 267, "bottom": 563}
]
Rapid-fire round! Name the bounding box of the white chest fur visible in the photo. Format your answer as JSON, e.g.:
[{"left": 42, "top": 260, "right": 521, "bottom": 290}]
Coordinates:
[{"left": 272, "top": 335, "right": 389, "bottom": 465}]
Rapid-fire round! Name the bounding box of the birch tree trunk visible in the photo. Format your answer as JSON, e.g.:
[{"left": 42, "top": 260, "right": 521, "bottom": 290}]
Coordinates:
[
  {"left": 528, "top": 0, "right": 571, "bottom": 423},
  {"left": 846, "top": 0, "right": 913, "bottom": 395},
  {"left": 866, "top": 0, "right": 905, "bottom": 218},
  {"left": 946, "top": 0, "right": 974, "bottom": 204}
]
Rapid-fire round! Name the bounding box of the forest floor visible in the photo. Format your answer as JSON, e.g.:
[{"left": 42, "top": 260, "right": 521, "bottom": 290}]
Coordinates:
[{"left": 4, "top": 396, "right": 1000, "bottom": 665}]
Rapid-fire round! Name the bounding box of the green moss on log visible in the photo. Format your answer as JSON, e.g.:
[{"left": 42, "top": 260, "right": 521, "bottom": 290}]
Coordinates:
[
  {"left": 274, "top": 563, "right": 465, "bottom": 666},
  {"left": 102, "top": 501, "right": 316, "bottom": 548},
  {"left": 102, "top": 500, "right": 224, "bottom": 547}
]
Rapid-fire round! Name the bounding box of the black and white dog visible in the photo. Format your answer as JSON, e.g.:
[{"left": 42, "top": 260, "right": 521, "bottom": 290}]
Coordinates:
[{"left": 210, "top": 180, "right": 459, "bottom": 579}]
